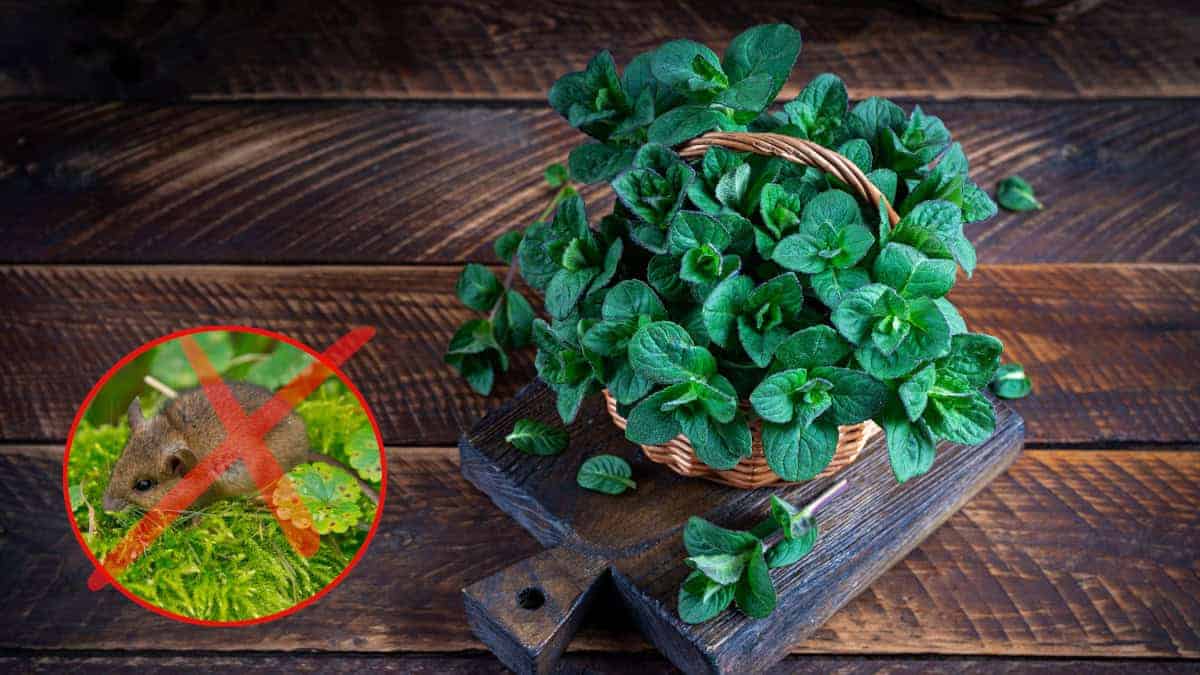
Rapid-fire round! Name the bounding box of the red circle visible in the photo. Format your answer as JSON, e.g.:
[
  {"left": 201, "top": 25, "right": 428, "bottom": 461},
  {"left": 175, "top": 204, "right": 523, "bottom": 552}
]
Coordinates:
[{"left": 61, "top": 325, "right": 387, "bottom": 626}]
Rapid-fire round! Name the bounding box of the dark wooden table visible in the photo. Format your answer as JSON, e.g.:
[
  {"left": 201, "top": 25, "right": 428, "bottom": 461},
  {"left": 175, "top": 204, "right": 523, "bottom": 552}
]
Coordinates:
[{"left": 1, "top": 1, "right": 1198, "bottom": 672}]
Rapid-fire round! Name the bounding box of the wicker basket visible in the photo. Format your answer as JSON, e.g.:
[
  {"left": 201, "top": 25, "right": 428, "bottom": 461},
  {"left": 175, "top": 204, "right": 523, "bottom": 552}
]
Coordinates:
[
  {"left": 605, "top": 131, "right": 899, "bottom": 489},
  {"left": 604, "top": 389, "right": 881, "bottom": 488}
]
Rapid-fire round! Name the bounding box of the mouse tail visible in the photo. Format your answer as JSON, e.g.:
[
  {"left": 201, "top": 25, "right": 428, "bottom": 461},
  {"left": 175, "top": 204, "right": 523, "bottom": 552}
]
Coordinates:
[{"left": 305, "top": 452, "right": 380, "bottom": 505}]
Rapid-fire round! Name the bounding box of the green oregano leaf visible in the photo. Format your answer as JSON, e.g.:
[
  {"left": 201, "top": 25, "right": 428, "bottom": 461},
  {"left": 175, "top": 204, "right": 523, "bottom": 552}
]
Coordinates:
[
  {"left": 678, "top": 571, "right": 736, "bottom": 624},
  {"left": 577, "top": 454, "right": 636, "bottom": 494},
  {"left": 991, "top": 362, "right": 1033, "bottom": 399},
  {"left": 494, "top": 231, "right": 523, "bottom": 264},
  {"left": 456, "top": 263, "right": 503, "bottom": 312},
  {"left": 544, "top": 163, "right": 569, "bottom": 187},
  {"left": 996, "top": 175, "right": 1043, "bottom": 212},
  {"left": 505, "top": 419, "right": 569, "bottom": 456},
  {"left": 733, "top": 541, "right": 776, "bottom": 618}
]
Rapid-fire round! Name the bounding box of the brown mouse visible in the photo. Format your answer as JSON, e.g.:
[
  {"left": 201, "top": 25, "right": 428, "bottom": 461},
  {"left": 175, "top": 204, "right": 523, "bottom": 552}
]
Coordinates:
[{"left": 102, "top": 381, "right": 379, "bottom": 513}]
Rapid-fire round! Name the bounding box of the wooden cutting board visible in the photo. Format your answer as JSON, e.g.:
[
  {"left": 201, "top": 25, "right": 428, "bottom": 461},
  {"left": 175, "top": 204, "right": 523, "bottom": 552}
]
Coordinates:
[{"left": 460, "top": 382, "right": 1025, "bottom": 674}]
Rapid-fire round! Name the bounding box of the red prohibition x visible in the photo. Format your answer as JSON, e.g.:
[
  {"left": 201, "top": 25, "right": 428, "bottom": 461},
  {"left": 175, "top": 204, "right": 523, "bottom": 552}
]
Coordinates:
[{"left": 63, "top": 326, "right": 384, "bottom": 626}]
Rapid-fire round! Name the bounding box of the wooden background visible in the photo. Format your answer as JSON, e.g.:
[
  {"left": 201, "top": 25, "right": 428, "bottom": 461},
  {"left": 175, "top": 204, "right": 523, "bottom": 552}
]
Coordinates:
[{"left": 1, "top": 0, "right": 1198, "bottom": 672}]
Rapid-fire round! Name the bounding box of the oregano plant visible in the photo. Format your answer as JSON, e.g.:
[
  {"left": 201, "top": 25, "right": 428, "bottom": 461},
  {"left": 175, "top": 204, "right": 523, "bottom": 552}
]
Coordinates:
[
  {"left": 445, "top": 165, "right": 576, "bottom": 395},
  {"left": 447, "top": 24, "right": 1018, "bottom": 485},
  {"left": 679, "top": 479, "right": 846, "bottom": 623}
]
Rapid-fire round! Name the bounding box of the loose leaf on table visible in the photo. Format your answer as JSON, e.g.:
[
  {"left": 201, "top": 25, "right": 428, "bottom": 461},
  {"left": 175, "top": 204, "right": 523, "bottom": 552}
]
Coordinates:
[
  {"left": 991, "top": 362, "right": 1033, "bottom": 399},
  {"left": 505, "top": 418, "right": 569, "bottom": 456},
  {"left": 577, "top": 454, "right": 636, "bottom": 494},
  {"left": 996, "top": 175, "right": 1043, "bottom": 212}
]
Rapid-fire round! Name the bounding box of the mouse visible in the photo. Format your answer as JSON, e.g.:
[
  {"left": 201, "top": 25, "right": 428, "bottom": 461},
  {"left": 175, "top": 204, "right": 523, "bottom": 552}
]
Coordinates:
[{"left": 102, "top": 381, "right": 379, "bottom": 514}]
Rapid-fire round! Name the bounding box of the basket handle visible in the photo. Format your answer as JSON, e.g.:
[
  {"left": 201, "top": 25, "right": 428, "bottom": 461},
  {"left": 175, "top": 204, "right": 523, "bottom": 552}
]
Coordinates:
[{"left": 678, "top": 131, "right": 901, "bottom": 226}]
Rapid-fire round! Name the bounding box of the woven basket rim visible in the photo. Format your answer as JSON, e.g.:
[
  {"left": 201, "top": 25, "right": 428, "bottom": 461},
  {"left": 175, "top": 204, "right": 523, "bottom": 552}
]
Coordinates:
[
  {"left": 679, "top": 131, "right": 901, "bottom": 226},
  {"left": 603, "top": 388, "right": 880, "bottom": 489}
]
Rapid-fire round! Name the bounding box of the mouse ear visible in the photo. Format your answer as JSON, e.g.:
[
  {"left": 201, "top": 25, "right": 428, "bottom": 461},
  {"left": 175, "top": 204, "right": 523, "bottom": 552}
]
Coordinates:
[
  {"left": 162, "top": 444, "right": 197, "bottom": 479},
  {"left": 164, "top": 400, "right": 188, "bottom": 431},
  {"left": 127, "top": 397, "right": 146, "bottom": 431}
]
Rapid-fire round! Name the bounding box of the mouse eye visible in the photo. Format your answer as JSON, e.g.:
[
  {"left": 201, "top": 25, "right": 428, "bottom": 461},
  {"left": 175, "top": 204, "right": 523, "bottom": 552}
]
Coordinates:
[{"left": 133, "top": 479, "right": 154, "bottom": 492}]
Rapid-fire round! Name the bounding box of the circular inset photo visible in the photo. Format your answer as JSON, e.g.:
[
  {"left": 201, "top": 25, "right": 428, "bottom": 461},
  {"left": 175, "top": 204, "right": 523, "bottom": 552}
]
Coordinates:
[{"left": 64, "top": 326, "right": 385, "bottom": 624}]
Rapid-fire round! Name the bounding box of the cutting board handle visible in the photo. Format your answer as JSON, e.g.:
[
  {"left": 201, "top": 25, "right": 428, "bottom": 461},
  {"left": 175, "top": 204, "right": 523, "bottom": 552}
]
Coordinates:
[{"left": 463, "top": 546, "right": 609, "bottom": 675}]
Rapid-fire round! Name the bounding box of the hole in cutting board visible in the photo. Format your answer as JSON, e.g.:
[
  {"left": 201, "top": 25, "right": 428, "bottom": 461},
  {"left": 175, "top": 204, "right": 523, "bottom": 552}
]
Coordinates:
[{"left": 516, "top": 586, "right": 545, "bottom": 610}]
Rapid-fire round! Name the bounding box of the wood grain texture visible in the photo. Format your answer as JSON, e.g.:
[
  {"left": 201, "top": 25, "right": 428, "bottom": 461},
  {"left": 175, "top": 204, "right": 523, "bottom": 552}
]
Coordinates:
[
  {"left": 1, "top": 264, "right": 1196, "bottom": 446},
  {"left": 2, "top": 1, "right": 1198, "bottom": 100},
  {"left": 0, "top": 652, "right": 1195, "bottom": 674},
  {"left": 460, "top": 383, "right": 1024, "bottom": 674},
  {"left": 463, "top": 547, "right": 608, "bottom": 674},
  {"left": 2, "top": 100, "right": 1197, "bottom": 264},
  {"left": 1, "top": 443, "right": 1197, "bottom": 657}
]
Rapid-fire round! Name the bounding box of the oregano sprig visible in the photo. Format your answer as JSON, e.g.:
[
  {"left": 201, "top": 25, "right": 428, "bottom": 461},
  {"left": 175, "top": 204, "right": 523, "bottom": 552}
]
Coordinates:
[
  {"left": 678, "top": 479, "right": 847, "bottom": 623},
  {"left": 445, "top": 165, "right": 576, "bottom": 395}
]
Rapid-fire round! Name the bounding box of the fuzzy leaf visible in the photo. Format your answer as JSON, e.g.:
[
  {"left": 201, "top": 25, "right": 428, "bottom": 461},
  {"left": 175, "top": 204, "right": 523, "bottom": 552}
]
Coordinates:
[
  {"left": 577, "top": 454, "right": 636, "bottom": 494},
  {"left": 762, "top": 419, "right": 838, "bottom": 481},
  {"left": 997, "top": 175, "right": 1043, "bottom": 212},
  {"left": 926, "top": 390, "right": 995, "bottom": 445},
  {"left": 937, "top": 333, "right": 1003, "bottom": 390},
  {"left": 494, "top": 231, "right": 523, "bottom": 264},
  {"left": 722, "top": 23, "right": 801, "bottom": 102},
  {"left": 245, "top": 343, "right": 314, "bottom": 391},
  {"left": 733, "top": 542, "right": 777, "bottom": 618},
  {"left": 506, "top": 418, "right": 569, "bottom": 456},
  {"left": 678, "top": 571, "right": 736, "bottom": 624},
  {"left": 569, "top": 142, "right": 635, "bottom": 184},
  {"left": 648, "top": 105, "right": 725, "bottom": 146},
  {"left": 628, "top": 321, "right": 716, "bottom": 384},
  {"left": 456, "top": 263, "right": 503, "bottom": 312},
  {"left": 774, "top": 326, "right": 852, "bottom": 370},
  {"left": 625, "top": 388, "right": 683, "bottom": 444},
  {"left": 701, "top": 275, "right": 753, "bottom": 348},
  {"left": 884, "top": 413, "right": 936, "bottom": 483},
  {"left": 991, "top": 363, "right": 1033, "bottom": 399}
]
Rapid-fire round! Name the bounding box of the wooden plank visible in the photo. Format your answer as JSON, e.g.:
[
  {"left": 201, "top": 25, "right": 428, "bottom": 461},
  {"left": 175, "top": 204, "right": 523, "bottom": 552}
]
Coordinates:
[
  {"left": 0, "top": 652, "right": 1194, "bottom": 674},
  {"left": 2, "top": 100, "right": 1197, "bottom": 264},
  {"left": 1, "top": 264, "right": 1196, "bottom": 446},
  {"left": 0, "top": 444, "right": 1196, "bottom": 657},
  {"left": 2, "top": 1, "right": 1197, "bottom": 100}
]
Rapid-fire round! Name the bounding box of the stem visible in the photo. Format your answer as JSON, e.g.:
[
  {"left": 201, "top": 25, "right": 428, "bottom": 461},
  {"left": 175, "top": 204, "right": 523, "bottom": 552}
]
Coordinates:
[
  {"left": 800, "top": 478, "right": 848, "bottom": 519},
  {"left": 489, "top": 180, "right": 573, "bottom": 322},
  {"left": 143, "top": 375, "right": 179, "bottom": 399},
  {"left": 488, "top": 262, "right": 520, "bottom": 322},
  {"left": 536, "top": 184, "right": 574, "bottom": 223},
  {"left": 755, "top": 478, "right": 850, "bottom": 551}
]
